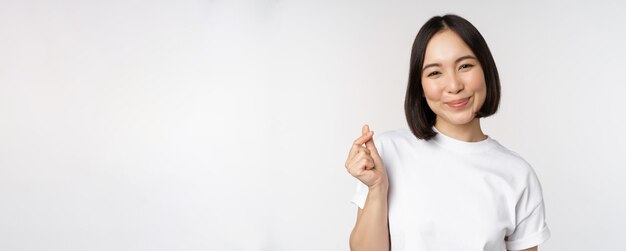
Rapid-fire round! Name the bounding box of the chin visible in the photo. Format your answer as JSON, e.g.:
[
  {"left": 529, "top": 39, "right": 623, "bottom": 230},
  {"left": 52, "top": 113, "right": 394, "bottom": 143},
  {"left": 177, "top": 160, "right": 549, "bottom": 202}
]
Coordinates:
[
  {"left": 450, "top": 119, "right": 474, "bottom": 126},
  {"left": 442, "top": 113, "right": 476, "bottom": 125}
]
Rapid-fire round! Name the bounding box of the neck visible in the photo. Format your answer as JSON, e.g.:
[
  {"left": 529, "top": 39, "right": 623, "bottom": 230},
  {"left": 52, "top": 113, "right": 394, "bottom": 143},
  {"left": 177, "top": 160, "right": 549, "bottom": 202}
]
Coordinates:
[{"left": 434, "top": 117, "right": 487, "bottom": 142}]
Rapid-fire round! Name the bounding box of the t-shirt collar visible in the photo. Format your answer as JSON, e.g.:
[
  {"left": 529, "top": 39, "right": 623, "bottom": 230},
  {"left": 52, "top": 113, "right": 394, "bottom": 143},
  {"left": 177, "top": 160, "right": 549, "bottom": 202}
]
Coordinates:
[{"left": 431, "top": 126, "right": 496, "bottom": 153}]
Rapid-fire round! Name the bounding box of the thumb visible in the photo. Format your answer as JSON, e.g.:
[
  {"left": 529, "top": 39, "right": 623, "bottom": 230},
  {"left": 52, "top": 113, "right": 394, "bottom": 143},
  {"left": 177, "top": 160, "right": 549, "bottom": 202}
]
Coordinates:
[
  {"left": 362, "top": 124, "right": 370, "bottom": 135},
  {"left": 365, "top": 131, "right": 382, "bottom": 162}
]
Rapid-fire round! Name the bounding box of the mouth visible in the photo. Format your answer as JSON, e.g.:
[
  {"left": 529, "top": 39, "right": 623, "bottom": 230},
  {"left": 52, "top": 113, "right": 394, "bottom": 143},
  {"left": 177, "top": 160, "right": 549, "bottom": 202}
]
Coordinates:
[{"left": 446, "top": 97, "right": 470, "bottom": 108}]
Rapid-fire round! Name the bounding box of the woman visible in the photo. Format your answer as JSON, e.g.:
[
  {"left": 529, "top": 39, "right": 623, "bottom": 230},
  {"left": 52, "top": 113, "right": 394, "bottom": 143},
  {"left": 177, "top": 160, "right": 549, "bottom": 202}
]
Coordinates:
[{"left": 345, "top": 14, "right": 550, "bottom": 251}]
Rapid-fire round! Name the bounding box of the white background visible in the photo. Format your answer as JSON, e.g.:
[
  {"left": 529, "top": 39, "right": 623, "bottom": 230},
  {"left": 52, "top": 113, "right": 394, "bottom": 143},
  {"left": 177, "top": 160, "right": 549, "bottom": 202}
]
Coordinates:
[{"left": 1, "top": 0, "right": 625, "bottom": 250}]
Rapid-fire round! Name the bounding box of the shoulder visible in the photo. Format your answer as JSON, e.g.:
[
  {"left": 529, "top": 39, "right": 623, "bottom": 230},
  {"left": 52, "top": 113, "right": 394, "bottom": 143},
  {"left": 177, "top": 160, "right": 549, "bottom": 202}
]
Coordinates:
[
  {"left": 373, "top": 127, "right": 416, "bottom": 143},
  {"left": 372, "top": 127, "right": 417, "bottom": 150},
  {"left": 493, "top": 139, "right": 530, "bottom": 167},
  {"left": 486, "top": 138, "right": 530, "bottom": 167},
  {"left": 372, "top": 127, "right": 439, "bottom": 162},
  {"left": 488, "top": 139, "right": 543, "bottom": 188}
]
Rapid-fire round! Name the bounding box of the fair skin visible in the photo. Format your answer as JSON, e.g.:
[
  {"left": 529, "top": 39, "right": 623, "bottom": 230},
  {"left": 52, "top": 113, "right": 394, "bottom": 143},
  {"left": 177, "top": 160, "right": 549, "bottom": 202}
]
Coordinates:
[
  {"left": 345, "top": 125, "right": 389, "bottom": 251},
  {"left": 421, "top": 28, "right": 488, "bottom": 143},
  {"left": 346, "top": 28, "right": 538, "bottom": 251}
]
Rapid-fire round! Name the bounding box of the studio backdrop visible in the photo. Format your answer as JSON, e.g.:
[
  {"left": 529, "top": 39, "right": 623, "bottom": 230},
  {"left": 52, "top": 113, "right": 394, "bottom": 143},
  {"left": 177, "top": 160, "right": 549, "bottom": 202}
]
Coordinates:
[{"left": 1, "top": 0, "right": 625, "bottom": 250}]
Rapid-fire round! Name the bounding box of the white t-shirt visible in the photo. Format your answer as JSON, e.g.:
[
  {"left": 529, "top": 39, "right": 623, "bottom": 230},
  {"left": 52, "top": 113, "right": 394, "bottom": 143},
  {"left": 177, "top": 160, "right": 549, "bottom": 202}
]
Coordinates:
[{"left": 351, "top": 127, "right": 550, "bottom": 250}]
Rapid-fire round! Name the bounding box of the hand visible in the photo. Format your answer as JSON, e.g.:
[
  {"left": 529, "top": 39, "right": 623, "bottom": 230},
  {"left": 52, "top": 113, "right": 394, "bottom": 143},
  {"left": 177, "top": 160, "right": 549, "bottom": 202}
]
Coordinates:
[{"left": 345, "top": 124, "right": 388, "bottom": 189}]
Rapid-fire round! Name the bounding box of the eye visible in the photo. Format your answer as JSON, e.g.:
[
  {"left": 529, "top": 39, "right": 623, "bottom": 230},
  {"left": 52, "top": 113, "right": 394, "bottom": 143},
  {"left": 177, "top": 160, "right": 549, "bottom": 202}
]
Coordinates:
[
  {"left": 459, "top": 64, "right": 474, "bottom": 70},
  {"left": 427, "top": 71, "right": 441, "bottom": 77}
]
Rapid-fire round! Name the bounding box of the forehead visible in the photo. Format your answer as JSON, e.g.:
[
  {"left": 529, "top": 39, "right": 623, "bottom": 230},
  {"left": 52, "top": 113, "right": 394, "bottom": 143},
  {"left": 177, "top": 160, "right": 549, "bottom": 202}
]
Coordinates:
[{"left": 423, "top": 29, "right": 475, "bottom": 63}]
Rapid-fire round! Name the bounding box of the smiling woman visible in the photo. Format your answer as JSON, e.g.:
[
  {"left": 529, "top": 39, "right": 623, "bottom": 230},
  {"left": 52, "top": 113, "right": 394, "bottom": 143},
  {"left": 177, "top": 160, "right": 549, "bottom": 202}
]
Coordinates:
[
  {"left": 346, "top": 14, "right": 550, "bottom": 251},
  {"left": 421, "top": 30, "right": 488, "bottom": 141},
  {"left": 405, "top": 14, "right": 501, "bottom": 142}
]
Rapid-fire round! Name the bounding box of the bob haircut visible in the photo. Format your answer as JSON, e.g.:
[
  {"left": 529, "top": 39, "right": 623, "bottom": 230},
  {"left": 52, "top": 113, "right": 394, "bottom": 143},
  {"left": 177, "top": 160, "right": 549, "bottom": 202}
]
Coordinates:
[{"left": 405, "top": 14, "right": 501, "bottom": 140}]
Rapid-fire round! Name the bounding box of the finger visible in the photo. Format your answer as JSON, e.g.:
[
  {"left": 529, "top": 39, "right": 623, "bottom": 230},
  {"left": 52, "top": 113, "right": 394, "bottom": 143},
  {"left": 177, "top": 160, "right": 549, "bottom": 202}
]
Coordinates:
[
  {"left": 346, "top": 156, "right": 363, "bottom": 174},
  {"left": 362, "top": 124, "right": 370, "bottom": 136},
  {"left": 346, "top": 151, "right": 369, "bottom": 168},
  {"left": 347, "top": 142, "right": 365, "bottom": 166},
  {"left": 364, "top": 132, "right": 381, "bottom": 161},
  {"left": 349, "top": 158, "right": 374, "bottom": 176},
  {"left": 348, "top": 147, "right": 370, "bottom": 165},
  {"left": 348, "top": 157, "right": 375, "bottom": 176},
  {"left": 356, "top": 150, "right": 371, "bottom": 162},
  {"left": 357, "top": 146, "right": 370, "bottom": 155},
  {"left": 346, "top": 124, "right": 372, "bottom": 165},
  {"left": 349, "top": 131, "right": 373, "bottom": 159},
  {"left": 347, "top": 150, "right": 372, "bottom": 170},
  {"left": 353, "top": 131, "right": 373, "bottom": 146},
  {"left": 362, "top": 157, "right": 375, "bottom": 170}
]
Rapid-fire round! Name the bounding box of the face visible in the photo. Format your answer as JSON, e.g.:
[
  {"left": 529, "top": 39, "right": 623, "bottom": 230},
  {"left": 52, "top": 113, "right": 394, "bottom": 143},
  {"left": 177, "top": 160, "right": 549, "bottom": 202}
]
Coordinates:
[{"left": 421, "top": 29, "right": 487, "bottom": 127}]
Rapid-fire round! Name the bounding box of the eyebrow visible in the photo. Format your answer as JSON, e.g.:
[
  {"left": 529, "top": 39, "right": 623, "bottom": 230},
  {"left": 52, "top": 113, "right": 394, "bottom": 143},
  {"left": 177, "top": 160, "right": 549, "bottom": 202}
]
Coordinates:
[{"left": 422, "top": 55, "right": 477, "bottom": 71}]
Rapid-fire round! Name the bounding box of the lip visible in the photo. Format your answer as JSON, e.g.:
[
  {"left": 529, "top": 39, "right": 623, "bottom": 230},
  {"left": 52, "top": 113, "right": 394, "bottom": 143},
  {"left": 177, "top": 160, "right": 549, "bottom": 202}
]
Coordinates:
[{"left": 446, "top": 97, "right": 470, "bottom": 108}]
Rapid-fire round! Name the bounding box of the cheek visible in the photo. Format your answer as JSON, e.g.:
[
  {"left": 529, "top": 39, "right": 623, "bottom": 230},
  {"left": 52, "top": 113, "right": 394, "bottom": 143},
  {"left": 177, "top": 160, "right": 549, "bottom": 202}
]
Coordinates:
[
  {"left": 462, "top": 68, "right": 487, "bottom": 92},
  {"left": 421, "top": 80, "right": 442, "bottom": 101},
  {"left": 462, "top": 71, "right": 487, "bottom": 108}
]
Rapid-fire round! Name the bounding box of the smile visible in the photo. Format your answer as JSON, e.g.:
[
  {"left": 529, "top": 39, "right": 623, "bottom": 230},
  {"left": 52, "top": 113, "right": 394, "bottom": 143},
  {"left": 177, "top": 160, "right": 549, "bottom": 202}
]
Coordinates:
[{"left": 446, "top": 97, "right": 470, "bottom": 109}]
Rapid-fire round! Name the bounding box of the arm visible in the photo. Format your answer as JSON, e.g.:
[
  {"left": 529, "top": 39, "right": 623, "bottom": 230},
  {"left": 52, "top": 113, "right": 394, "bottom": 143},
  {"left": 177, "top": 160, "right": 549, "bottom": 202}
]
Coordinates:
[
  {"left": 349, "top": 184, "right": 390, "bottom": 251},
  {"left": 346, "top": 125, "right": 390, "bottom": 251}
]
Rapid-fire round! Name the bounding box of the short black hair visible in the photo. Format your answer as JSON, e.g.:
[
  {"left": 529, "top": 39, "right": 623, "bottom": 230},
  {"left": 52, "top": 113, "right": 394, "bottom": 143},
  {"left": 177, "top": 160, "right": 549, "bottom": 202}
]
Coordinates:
[{"left": 404, "top": 14, "right": 501, "bottom": 140}]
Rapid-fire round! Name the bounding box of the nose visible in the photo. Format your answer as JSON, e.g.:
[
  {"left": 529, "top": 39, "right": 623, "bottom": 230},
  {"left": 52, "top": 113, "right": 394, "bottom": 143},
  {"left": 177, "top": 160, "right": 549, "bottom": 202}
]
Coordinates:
[{"left": 446, "top": 73, "right": 464, "bottom": 94}]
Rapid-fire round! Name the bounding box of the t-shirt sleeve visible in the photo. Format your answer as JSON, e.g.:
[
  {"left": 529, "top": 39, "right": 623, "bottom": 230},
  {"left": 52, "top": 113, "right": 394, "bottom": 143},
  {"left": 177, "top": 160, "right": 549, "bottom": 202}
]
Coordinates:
[
  {"left": 505, "top": 166, "right": 551, "bottom": 250},
  {"left": 348, "top": 134, "right": 384, "bottom": 209},
  {"left": 350, "top": 180, "right": 369, "bottom": 209}
]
